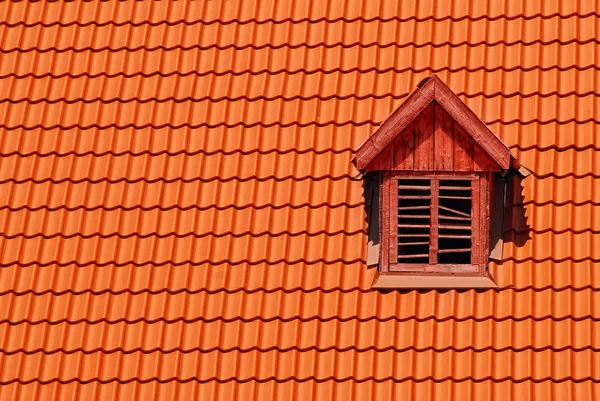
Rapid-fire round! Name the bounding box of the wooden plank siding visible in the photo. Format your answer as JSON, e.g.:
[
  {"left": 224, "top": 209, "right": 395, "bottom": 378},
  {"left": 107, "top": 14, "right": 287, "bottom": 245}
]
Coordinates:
[
  {"left": 429, "top": 179, "right": 439, "bottom": 264},
  {"left": 413, "top": 102, "right": 435, "bottom": 171},
  {"left": 380, "top": 172, "right": 391, "bottom": 272},
  {"left": 433, "top": 105, "right": 454, "bottom": 170},
  {"left": 393, "top": 121, "right": 415, "bottom": 170},
  {"left": 389, "top": 177, "right": 398, "bottom": 265},
  {"left": 470, "top": 177, "right": 481, "bottom": 265},
  {"left": 453, "top": 123, "right": 475, "bottom": 171},
  {"left": 366, "top": 102, "right": 500, "bottom": 173},
  {"left": 355, "top": 75, "right": 511, "bottom": 171}
]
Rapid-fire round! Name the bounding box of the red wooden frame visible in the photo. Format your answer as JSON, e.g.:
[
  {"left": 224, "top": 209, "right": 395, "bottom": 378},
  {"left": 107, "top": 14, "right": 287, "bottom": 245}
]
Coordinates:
[
  {"left": 354, "top": 75, "right": 512, "bottom": 171},
  {"left": 357, "top": 76, "right": 515, "bottom": 288},
  {"left": 379, "top": 172, "right": 491, "bottom": 275}
]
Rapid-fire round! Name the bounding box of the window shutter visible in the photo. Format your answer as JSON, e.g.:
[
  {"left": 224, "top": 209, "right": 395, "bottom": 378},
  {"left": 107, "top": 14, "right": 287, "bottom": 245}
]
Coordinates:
[
  {"left": 438, "top": 179, "right": 472, "bottom": 263},
  {"left": 393, "top": 177, "right": 477, "bottom": 267},
  {"left": 396, "top": 179, "right": 431, "bottom": 263}
]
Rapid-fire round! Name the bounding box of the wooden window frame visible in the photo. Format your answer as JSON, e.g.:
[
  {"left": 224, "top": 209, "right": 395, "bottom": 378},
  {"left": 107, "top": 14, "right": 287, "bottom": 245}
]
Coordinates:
[{"left": 379, "top": 171, "right": 491, "bottom": 276}]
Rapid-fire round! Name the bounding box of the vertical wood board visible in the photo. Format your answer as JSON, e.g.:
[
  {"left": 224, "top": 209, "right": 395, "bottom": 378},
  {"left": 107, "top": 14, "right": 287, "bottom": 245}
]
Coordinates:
[
  {"left": 470, "top": 177, "right": 481, "bottom": 265},
  {"left": 354, "top": 78, "right": 435, "bottom": 170},
  {"left": 429, "top": 179, "right": 439, "bottom": 264},
  {"left": 433, "top": 103, "right": 454, "bottom": 171},
  {"left": 474, "top": 143, "right": 501, "bottom": 172},
  {"left": 413, "top": 102, "right": 435, "bottom": 171},
  {"left": 479, "top": 173, "right": 491, "bottom": 272},
  {"left": 453, "top": 123, "right": 474, "bottom": 171},
  {"left": 389, "top": 178, "right": 398, "bottom": 264},
  {"left": 366, "top": 142, "right": 394, "bottom": 171},
  {"left": 433, "top": 76, "right": 510, "bottom": 170},
  {"left": 393, "top": 121, "right": 415, "bottom": 170},
  {"left": 380, "top": 172, "right": 390, "bottom": 272}
]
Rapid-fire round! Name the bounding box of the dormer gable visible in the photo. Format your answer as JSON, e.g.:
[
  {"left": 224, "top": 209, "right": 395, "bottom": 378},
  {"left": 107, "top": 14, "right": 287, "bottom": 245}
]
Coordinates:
[
  {"left": 355, "top": 76, "right": 522, "bottom": 290},
  {"left": 354, "top": 75, "right": 513, "bottom": 173}
]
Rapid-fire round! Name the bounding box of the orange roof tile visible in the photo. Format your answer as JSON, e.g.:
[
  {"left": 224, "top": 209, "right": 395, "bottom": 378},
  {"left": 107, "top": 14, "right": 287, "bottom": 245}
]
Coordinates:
[{"left": 1, "top": 0, "right": 600, "bottom": 399}]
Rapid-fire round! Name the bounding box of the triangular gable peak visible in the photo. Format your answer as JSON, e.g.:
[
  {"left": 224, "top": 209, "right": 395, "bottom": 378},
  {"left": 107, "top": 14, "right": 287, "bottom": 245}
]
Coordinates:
[{"left": 354, "top": 75, "right": 512, "bottom": 172}]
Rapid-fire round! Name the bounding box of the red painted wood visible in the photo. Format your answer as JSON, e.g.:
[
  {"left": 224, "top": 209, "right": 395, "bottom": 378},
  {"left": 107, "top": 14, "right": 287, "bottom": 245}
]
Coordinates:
[
  {"left": 355, "top": 77, "right": 435, "bottom": 170},
  {"left": 390, "top": 263, "right": 479, "bottom": 273},
  {"left": 479, "top": 173, "right": 491, "bottom": 272},
  {"left": 433, "top": 103, "right": 454, "bottom": 171},
  {"left": 432, "top": 76, "right": 510, "bottom": 170},
  {"left": 393, "top": 121, "right": 415, "bottom": 170},
  {"left": 453, "top": 124, "right": 474, "bottom": 171},
  {"left": 366, "top": 142, "right": 394, "bottom": 171},
  {"left": 380, "top": 172, "right": 390, "bottom": 272},
  {"left": 413, "top": 102, "right": 435, "bottom": 171},
  {"left": 429, "top": 179, "right": 439, "bottom": 264},
  {"left": 389, "top": 178, "right": 398, "bottom": 264},
  {"left": 470, "top": 177, "right": 481, "bottom": 265},
  {"left": 355, "top": 75, "right": 511, "bottom": 173},
  {"left": 474, "top": 143, "right": 501, "bottom": 172}
]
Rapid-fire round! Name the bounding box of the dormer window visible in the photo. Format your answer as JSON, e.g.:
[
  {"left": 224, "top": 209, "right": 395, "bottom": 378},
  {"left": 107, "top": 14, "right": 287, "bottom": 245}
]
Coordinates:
[
  {"left": 355, "top": 76, "right": 524, "bottom": 289},
  {"left": 393, "top": 176, "right": 478, "bottom": 268}
]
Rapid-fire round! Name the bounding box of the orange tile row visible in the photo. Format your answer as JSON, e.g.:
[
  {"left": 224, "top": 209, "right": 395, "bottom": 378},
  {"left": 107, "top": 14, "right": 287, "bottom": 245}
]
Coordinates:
[
  {"left": 0, "top": 16, "right": 597, "bottom": 51},
  {"left": 0, "top": 0, "right": 595, "bottom": 25},
  {"left": 0, "top": 147, "right": 596, "bottom": 184},
  {"left": 505, "top": 202, "right": 600, "bottom": 233},
  {"left": 2, "top": 257, "right": 600, "bottom": 296},
  {"left": 1, "top": 43, "right": 599, "bottom": 78},
  {"left": 0, "top": 175, "right": 595, "bottom": 210},
  {"left": 3, "top": 318, "right": 600, "bottom": 353},
  {"left": 0, "top": 126, "right": 341, "bottom": 157},
  {"left": 0, "top": 125, "right": 370, "bottom": 156},
  {"left": 512, "top": 148, "right": 600, "bottom": 176},
  {"left": 0, "top": 179, "right": 364, "bottom": 210},
  {"left": 0, "top": 233, "right": 366, "bottom": 266},
  {"left": 0, "top": 261, "right": 374, "bottom": 295},
  {"left": 2, "top": 348, "right": 600, "bottom": 382},
  {"left": 0, "top": 205, "right": 364, "bottom": 238},
  {"left": 517, "top": 176, "right": 600, "bottom": 204},
  {"left": 0, "top": 152, "right": 357, "bottom": 182},
  {"left": 0, "top": 230, "right": 598, "bottom": 266},
  {"left": 2, "top": 287, "right": 600, "bottom": 323},
  {"left": 503, "top": 231, "right": 600, "bottom": 262},
  {"left": 2, "top": 68, "right": 599, "bottom": 104},
  {"left": 0, "top": 380, "right": 597, "bottom": 401},
  {"left": 0, "top": 120, "right": 598, "bottom": 157},
  {"left": 0, "top": 94, "right": 597, "bottom": 129},
  {"left": 0, "top": 197, "right": 596, "bottom": 238}
]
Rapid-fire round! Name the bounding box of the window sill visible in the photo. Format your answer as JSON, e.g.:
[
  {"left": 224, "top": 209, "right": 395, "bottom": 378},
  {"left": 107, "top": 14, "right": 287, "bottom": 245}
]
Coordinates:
[{"left": 372, "top": 271, "right": 498, "bottom": 290}]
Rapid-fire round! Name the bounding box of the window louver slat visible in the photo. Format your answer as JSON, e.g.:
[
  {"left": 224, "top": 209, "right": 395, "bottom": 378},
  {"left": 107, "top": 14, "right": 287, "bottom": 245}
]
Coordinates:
[
  {"left": 396, "top": 178, "right": 473, "bottom": 265},
  {"left": 396, "top": 178, "right": 430, "bottom": 264}
]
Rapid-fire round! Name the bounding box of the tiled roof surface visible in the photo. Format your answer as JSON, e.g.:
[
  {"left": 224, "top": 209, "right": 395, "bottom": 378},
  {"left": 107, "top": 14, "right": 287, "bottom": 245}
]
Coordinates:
[{"left": 0, "top": 0, "right": 599, "bottom": 399}]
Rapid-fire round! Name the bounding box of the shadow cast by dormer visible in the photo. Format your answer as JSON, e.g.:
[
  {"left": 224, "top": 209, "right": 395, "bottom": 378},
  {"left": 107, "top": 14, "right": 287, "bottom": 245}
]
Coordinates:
[{"left": 502, "top": 171, "right": 531, "bottom": 248}]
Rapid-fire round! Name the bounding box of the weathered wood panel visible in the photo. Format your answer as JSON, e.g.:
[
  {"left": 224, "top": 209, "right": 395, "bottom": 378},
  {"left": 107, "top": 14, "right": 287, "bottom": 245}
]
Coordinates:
[
  {"left": 474, "top": 143, "right": 501, "bottom": 172},
  {"left": 479, "top": 173, "right": 491, "bottom": 271},
  {"left": 366, "top": 142, "right": 394, "bottom": 171},
  {"left": 389, "top": 178, "right": 398, "bottom": 264},
  {"left": 413, "top": 102, "right": 435, "bottom": 171},
  {"left": 380, "top": 172, "right": 390, "bottom": 272},
  {"left": 433, "top": 103, "right": 454, "bottom": 171},
  {"left": 470, "top": 177, "right": 481, "bottom": 265},
  {"left": 355, "top": 77, "right": 435, "bottom": 170},
  {"left": 453, "top": 124, "right": 474, "bottom": 171},
  {"left": 365, "top": 102, "right": 501, "bottom": 174},
  {"left": 393, "top": 121, "right": 415, "bottom": 170},
  {"left": 429, "top": 179, "right": 439, "bottom": 264},
  {"left": 433, "top": 75, "right": 510, "bottom": 170}
]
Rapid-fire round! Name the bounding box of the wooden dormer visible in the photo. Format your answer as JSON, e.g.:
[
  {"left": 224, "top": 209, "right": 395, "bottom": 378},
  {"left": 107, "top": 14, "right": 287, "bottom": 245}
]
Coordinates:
[{"left": 355, "top": 75, "right": 521, "bottom": 289}]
